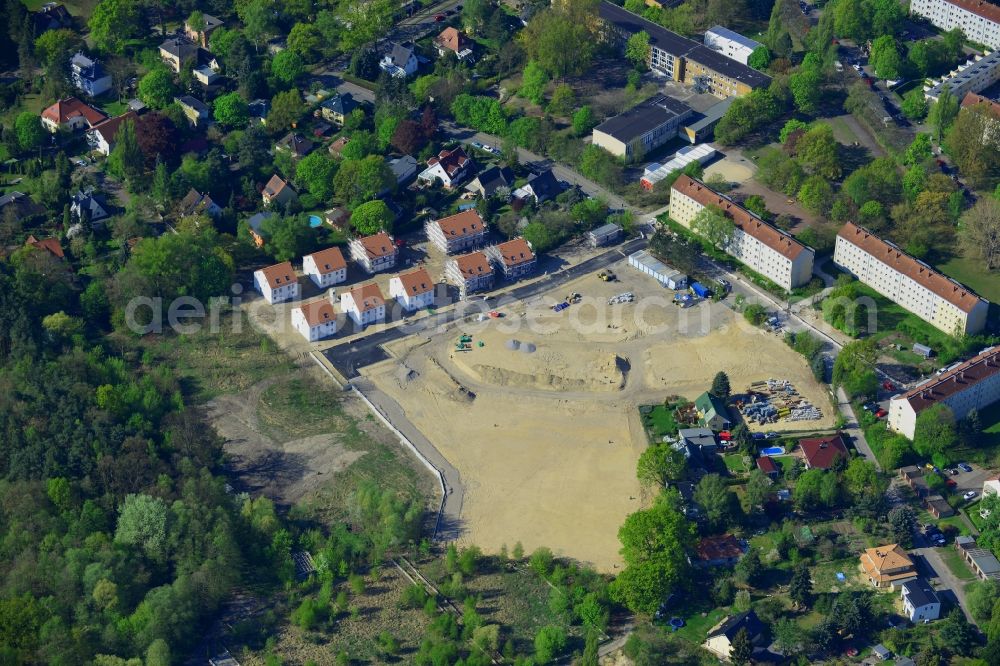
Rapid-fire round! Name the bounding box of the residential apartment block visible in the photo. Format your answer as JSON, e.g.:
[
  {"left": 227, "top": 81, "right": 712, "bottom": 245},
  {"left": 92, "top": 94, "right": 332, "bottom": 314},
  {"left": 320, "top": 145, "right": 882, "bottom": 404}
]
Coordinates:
[
  {"left": 599, "top": 2, "right": 771, "bottom": 98},
  {"left": 911, "top": 0, "right": 1000, "bottom": 49},
  {"left": 446, "top": 251, "right": 495, "bottom": 299},
  {"left": 485, "top": 238, "right": 536, "bottom": 280},
  {"left": 349, "top": 231, "right": 397, "bottom": 274},
  {"left": 833, "top": 222, "right": 988, "bottom": 335},
  {"left": 924, "top": 49, "right": 1000, "bottom": 101},
  {"left": 425, "top": 210, "right": 488, "bottom": 254},
  {"left": 592, "top": 95, "right": 693, "bottom": 159},
  {"left": 669, "top": 175, "right": 815, "bottom": 291},
  {"left": 888, "top": 346, "right": 1000, "bottom": 439}
]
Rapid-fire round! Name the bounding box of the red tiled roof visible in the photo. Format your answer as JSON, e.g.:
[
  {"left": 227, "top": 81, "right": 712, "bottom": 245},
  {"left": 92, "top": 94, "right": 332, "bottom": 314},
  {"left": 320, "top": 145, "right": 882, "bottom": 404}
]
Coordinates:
[
  {"left": 756, "top": 456, "right": 778, "bottom": 474},
  {"left": 943, "top": 0, "right": 1000, "bottom": 24},
  {"left": 899, "top": 346, "right": 1000, "bottom": 414},
  {"left": 297, "top": 299, "right": 335, "bottom": 327},
  {"left": 434, "top": 210, "right": 486, "bottom": 239},
  {"left": 837, "top": 222, "right": 985, "bottom": 313},
  {"left": 798, "top": 433, "right": 848, "bottom": 470},
  {"left": 436, "top": 27, "right": 469, "bottom": 53},
  {"left": 395, "top": 267, "right": 434, "bottom": 296},
  {"left": 41, "top": 97, "right": 107, "bottom": 126},
  {"left": 961, "top": 91, "right": 1000, "bottom": 116},
  {"left": 494, "top": 237, "right": 534, "bottom": 267},
  {"left": 263, "top": 174, "right": 290, "bottom": 199},
  {"left": 673, "top": 175, "right": 810, "bottom": 261},
  {"left": 427, "top": 147, "right": 470, "bottom": 177},
  {"left": 257, "top": 261, "right": 297, "bottom": 290},
  {"left": 696, "top": 534, "right": 744, "bottom": 562},
  {"left": 307, "top": 246, "right": 346, "bottom": 275},
  {"left": 347, "top": 283, "right": 385, "bottom": 312},
  {"left": 90, "top": 111, "right": 138, "bottom": 145},
  {"left": 357, "top": 231, "right": 396, "bottom": 259},
  {"left": 454, "top": 251, "right": 492, "bottom": 279},
  {"left": 25, "top": 235, "right": 64, "bottom": 259}
]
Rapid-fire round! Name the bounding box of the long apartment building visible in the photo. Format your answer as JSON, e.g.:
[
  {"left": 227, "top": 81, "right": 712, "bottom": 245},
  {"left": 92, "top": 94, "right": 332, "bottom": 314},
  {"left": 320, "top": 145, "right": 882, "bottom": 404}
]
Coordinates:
[
  {"left": 911, "top": 0, "right": 1000, "bottom": 50},
  {"left": 889, "top": 346, "right": 1000, "bottom": 439},
  {"left": 668, "top": 175, "right": 815, "bottom": 291},
  {"left": 924, "top": 49, "right": 1000, "bottom": 101},
  {"left": 833, "top": 222, "right": 988, "bottom": 335},
  {"left": 599, "top": 1, "right": 771, "bottom": 98}
]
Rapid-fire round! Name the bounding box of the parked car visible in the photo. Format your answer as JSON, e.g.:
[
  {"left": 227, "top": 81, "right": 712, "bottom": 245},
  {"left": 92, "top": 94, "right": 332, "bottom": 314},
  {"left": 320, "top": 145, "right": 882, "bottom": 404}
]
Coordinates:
[
  {"left": 718, "top": 431, "right": 733, "bottom": 441},
  {"left": 434, "top": 13, "right": 445, "bottom": 21},
  {"left": 964, "top": 491, "right": 978, "bottom": 500},
  {"left": 874, "top": 408, "right": 887, "bottom": 418},
  {"left": 752, "top": 433, "right": 766, "bottom": 441},
  {"left": 946, "top": 478, "right": 958, "bottom": 489},
  {"left": 930, "top": 532, "right": 946, "bottom": 546},
  {"left": 882, "top": 381, "right": 895, "bottom": 391},
  {"left": 765, "top": 432, "right": 780, "bottom": 440},
  {"left": 959, "top": 463, "right": 973, "bottom": 473}
]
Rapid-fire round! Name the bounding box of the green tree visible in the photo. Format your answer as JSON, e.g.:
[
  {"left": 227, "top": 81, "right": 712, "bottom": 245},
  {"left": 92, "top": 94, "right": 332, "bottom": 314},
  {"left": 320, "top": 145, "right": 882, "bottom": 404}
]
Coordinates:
[
  {"left": 710, "top": 371, "right": 731, "bottom": 398},
  {"left": 520, "top": 61, "right": 550, "bottom": 105},
  {"left": 213, "top": 92, "right": 249, "bottom": 128},
  {"left": 268, "top": 88, "right": 303, "bottom": 133},
  {"left": 271, "top": 50, "right": 305, "bottom": 84},
  {"left": 913, "top": 404, "right": 957, "bottom": 458},
  {"left": 729, "top": 628, "right": 753, "bottom": 666},
  {"left": 89, "top": 0, "right": 144, "bottom": 53},
  {"left": 114, "top": 494, "right": 168, "bottom": 559},
  {"left": 928, "top": 86, "right": 960, "bottom": 141},
  {"left": 547, "top": 84, "right": 576, "bottom": 115},
  {"left": 262, "top": 214, "right": 319, "bottom": 262},
  {"left": 34, "top": 29, "right": 84, "bottom": 67},
  {"left": 798, "top": 175, "right": 834, "bottom": 215},
  {"left": 744, "top": 468, "right": 771, "bottom": 513},
  {"left": 939, "top": 608, "right": 977, "bottom": 656},
  {"left": 636, "top": 443, "right": 687, "bottom": 487},
  {"left": 14, "top": 112, "right": 46, "bottom": 152},
  {"left": 869, "top": 35, "right": 902, "bottom": 79},
  {"left": 519, "top": 1, "right": 600, "bottom": 78},
  {"left": 107, "top": 120, "right": 144, "bottom": 185},
  {"left": 691, "top": 206, "right": 735, "bottom": 249},
  {"left": 887, "top": 505, "right": 916, "bottom": 547},
  {"left": 572, "top": 106, "right": 596, "bottom": 136},
  {"left": 833, "top": 339, "right": 878, "bottom": 398},
  {"left": 138, "top": 69, "right": 176, "bottom": 109},
  {"left": 734, "top": 548, "right": 763, "bottom": 587},
  {"left": 333, "top": 156, "right": 394, "bottom": 208},
  {"left": 610, "top": 494, "right": 696, "bottom": 613},
  {"left": 693, "top": 473, "right": 732, "bottom": 529},
  {"left": 773, "top": 617, "right": 803, "bottom": 656},
  {"left": 904, "top": 133, "right": 934, "bottom": 166},
  {"left": 625, "top": 31, "right": 651, "bottom": 67},
  {"left": 748, "top": 45, "right": 771, "bottom": 70},
  {"left": 796, "top": 124, "right": 841, "bottom": 179},
  {"left": 350, "top": 200, "right": 394, "bottom": 235},
  {"left": 534, "top": 625, "right": 567, "bottom": 664},
  {"left": 789, "top": 67, "right": 823, "bottom": 115},
  {"left": 788, "top": 561, "right": 812, "bottom": 607},
  {"left": 902, "top": 88, "right": 929, "bottom": 121},
  {"left": 295, "top": 151, "right": 336, "bottom": 201}
]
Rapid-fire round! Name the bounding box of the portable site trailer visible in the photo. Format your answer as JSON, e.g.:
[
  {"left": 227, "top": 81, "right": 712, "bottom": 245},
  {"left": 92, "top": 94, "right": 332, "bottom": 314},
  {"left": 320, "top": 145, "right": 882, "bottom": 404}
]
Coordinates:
[{"left": 628, "top": 250, "right": 688, "bottom": 289}]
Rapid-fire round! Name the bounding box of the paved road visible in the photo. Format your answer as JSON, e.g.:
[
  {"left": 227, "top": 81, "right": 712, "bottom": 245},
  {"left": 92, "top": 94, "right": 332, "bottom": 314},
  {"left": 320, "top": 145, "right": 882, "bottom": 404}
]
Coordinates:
[{"left": 914, "top": 544, "right": 975, "bottom": 624}]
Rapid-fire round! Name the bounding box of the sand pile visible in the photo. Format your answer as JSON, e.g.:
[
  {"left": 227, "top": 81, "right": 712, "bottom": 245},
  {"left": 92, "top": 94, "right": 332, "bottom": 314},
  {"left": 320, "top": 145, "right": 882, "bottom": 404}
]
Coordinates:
[{"left": 454, "top": 341, "right": 627, "bottom": 392}]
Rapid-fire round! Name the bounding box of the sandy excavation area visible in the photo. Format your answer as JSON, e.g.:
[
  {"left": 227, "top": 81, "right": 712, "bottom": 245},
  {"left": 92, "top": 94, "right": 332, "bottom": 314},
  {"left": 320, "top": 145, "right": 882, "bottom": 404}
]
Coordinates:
[{"left": 364, "top": 265, "right": 835, "bottom": 569}]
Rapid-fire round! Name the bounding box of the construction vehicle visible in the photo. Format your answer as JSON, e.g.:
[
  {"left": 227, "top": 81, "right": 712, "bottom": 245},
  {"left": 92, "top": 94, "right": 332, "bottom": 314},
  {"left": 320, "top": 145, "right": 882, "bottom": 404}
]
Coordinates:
[
  {"left": 459, "top": 334, "right": 472, "bottom": 343},
  {"left": 455, "top": 342, "right": 472, "bottom": 351},
  {"left": 567, "top": 292, "right": 582, "bottom": 304},
  {"left": 598, "top": 271, "right": 617, "bottom": 282}
]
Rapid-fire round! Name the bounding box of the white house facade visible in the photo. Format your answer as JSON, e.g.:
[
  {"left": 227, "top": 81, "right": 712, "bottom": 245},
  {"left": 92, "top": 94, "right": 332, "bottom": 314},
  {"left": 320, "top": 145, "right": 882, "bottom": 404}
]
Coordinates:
[
  {"left": 425, "top": 210, "right": 488, "bottom": 254},
  {"left": 254, "top": 261, "right": 300, "bottom": 305},
  {"left": 901, "top": 579, "right": 941, "bottom": 623},
  {"left": 348, "top": 232, "right": 397, "bottom": 274},
  {"left": 303, "top": 246, "right": 348, "bottom": 289},
  {"left": 291, "top": 299, "right": 337, "bottom": 341},
  {"left": 834, "top": 222, "right": 989, "bottom": 336},
  {"left": 911, "top": 0, "right": 1000, "bottom": 50},
  {"left": 889, "top": 346, "right": 1000, "bottom": 439},
  {"left": 341, "top": 283, "right": 386, "bottom": 327},
  {"left": 446, "top": 251, "right": 495, "bottom": 299},
  {"left": 669, "top": 175, "right": 814, "bottom": 291},
  {"left": 70, "top": 53, "right": 112, "bottom": 97},
  {"left": 485, "top": 237, "right": 536, "bottom": 280},
  {"left": 389, "top": 267, "right": 435, "bottom": 311}
]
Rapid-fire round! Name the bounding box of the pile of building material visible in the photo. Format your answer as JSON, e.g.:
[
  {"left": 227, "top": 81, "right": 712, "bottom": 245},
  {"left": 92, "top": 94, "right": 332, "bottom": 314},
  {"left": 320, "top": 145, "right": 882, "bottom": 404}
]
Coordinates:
[
  {"left": 739, "top": 379, "right": 822, "bottom": 423},
  {"left": 608, "top": 292, "right": 635, "bottom": 305}
]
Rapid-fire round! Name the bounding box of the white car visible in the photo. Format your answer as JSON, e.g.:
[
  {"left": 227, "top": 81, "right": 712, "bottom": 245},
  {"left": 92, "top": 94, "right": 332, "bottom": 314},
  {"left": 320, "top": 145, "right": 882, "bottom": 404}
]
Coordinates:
[
  {"left": 852, "top": 64, "right": 862, "bottom": 72},
  {"left": 964, "top": 491, "right": 978, "bottom": 500}
]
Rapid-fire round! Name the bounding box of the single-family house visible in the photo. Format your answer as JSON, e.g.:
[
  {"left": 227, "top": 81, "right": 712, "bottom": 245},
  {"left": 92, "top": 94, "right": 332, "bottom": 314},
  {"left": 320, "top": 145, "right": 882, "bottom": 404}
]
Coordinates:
[
  {"left": 756, "top": 456, "right": 779, "bottom": 479},
  {"left": 324, "top": 207, "right": 350, "bottom": 228},
  {"left": 673, "top": 427, "right": 717, "bottom": 465},
  {"left": 425, "top": 209, "right": 488, "bottom": 254},
  {"left": 159, "top": 37, "right": 199, "bottom": 73},
  {"left": 246, "top": 212, "right": 274, "bottom": 248},
  {"left": 254, "top": 261, "right": 300, "bottom": 305},
  {"left": 434, "top": 27, "right": 474, "bottom": 59},
  {"left": 703, "top": 611, "right": 766, "bottom": 662},
  {"left": 485, "top": 237, "right": 536, "bottom": 280},
  {"left": 349, "top": 231, "right": 398, "bottom": 274},
  {"left": 390, "top": 267, "right": 436, "bottom": 312},
  {"left": 694, "top": 534, "right": 746, "bottom": 567},
  {"left": 185, "top": 13, "right": 224, "bottom": 47},
  {"left": 901, "top": 579, "right": 941, "bottom": 623},
  {"left": 193, "top": 65, "right": 220, "bottom": 85},
  {"left": 380, "top": 43, "right": 418, "bottom": 78},
  {"left": 178, "top": 188, "right": 222, "bottom": 218},
  {"left": 798, "top": 433, "right": 849, "bottom": 470},
  {"left": 388, "top": 155, "right": 418, "bottom": 185},
  {"left": 341, "top": 283, "right": 386, "bottom": 327},
  {"left": 318, "top": 93, "right": 359, "bottom": 125},
  {"left": 41, "top": 97, "right": 106, "bottom": 132},
  {"left": 860, "top": 544, "right": 917, "bottom": 588},
  {"left": 70, "top": 189, "right": 110, "bottom": 225},
  {"left": 984, "top": 477, "right": 1000, "bottom": 496},
  {"left": 291, "top": 299, "right": 337, "bottom": 341},
  {"left": 262, "top": 174, "right": 298, "bottom": 208},
  {"left": 275, "top": 132, "right": 315, "bottom": 159},
  {"left": 468, "top": 166, "right": 515, "bottom": 199},
  {"left": 25, "top": 235, "right": 64, "bottom": 259},
  {"left": 70, "top": 53, "right": 112, "bottom": 97},
  {"left": 87, "top": 111, "right": 138, "bottom": 156},
  {"left": 694, "top": 391, "right": 731, "bottom": 431},
  {"left": 418, "top": 147, "right": 475, "bottom": 188},
  {"left": 0, "top": 191, "right": 45, "bottom": 221},
  {"left": 956, "top": 536, "right": 1000, "bottom": 580},
  {"left": 174, "top": 95, "right": 210, "bottom": 126},
  {"left": 446, "top": 251, "right": 495, "bottom": 299},
  {"left": 513, "top": 169, "right": 561, "bottom": 204},
  {"left": 872, "top": 645, "right": 893, "bottom": 661},
  {"left": 33, "top": 3, "right": 72, "bottom": 33},
  {"left": 586, "top": 222, "right": 623, "bottom": 247},
  {"left": 302, "top": 246, "right": 348, "bottom": 289},
  {"left": 249, "top": 99, "right": 270, "bottom": 126}
]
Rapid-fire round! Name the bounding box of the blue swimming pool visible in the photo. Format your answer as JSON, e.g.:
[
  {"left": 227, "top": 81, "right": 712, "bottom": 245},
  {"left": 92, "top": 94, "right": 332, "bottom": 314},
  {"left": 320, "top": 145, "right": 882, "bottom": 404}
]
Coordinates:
[
  {"left": 308, "top": 215, "right": 323, "bottom": 228},
  {"left": 760, "top": 446, "right": 785, "bottom": 456}
]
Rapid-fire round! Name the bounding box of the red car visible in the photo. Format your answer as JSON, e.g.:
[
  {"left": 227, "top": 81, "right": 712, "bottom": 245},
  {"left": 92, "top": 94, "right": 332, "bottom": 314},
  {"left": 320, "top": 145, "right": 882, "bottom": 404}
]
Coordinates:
[
  {"left": 946, "top": 479, "right": 958, "bottom": 489},
  {"left": 875, "top": 408, "right": 888, "bottom": 418},
  {"left": 882, "top": 381, "right": 895, "bottom": 391},
  {"left": 718, "top": 431, "right": 733, "bottom": 441},
  {"left": 434, "top": 13, "right": 445, "bottom": 21}
]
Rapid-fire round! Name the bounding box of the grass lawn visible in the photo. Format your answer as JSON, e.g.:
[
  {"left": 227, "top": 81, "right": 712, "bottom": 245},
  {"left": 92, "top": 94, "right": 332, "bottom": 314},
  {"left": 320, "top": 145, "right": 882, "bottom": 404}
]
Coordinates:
[
  {"left": 672, "top": 605, "right": 728, "bottom": 644},
  {"left": 810, "top": 557, "right": 863, "bottom": 593},
  {"left": 641, "top": 403, "right": 682, "bottom": 440},
  {"left": 723, "top": 453, "right": 749, "bottom": 473},
  {"left": 938, "top": 255, "right": 1000, "bottom": 303},
  {"left": 99, "top": 100, "right": 129, "bottom": 117},
  {"left": 966, "top": 504, "right": 988, "bottom": 532},
  {"left": 939, "top": 546, "right": 977, "bottom": 581},
  {"left": 773, "top": 455, "right": 797, "bottom": 473},
  {"left": 21, "top": 0, "right": 100, "bottom": 15},
  {"left": 979, "top": 399, "right": 1000, "bottom": 450}
]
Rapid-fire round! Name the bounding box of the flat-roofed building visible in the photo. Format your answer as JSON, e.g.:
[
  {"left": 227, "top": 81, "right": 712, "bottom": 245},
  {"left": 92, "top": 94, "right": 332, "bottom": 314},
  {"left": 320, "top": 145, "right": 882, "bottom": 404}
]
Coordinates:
[
  {"left": 889, "top": 346, "right": 1000, "bottom": 439},
  {"left": 592, "top": 95, "right": 693, "bottom": 159},
  {"left": 911, "top": 0, "right": 1000, "bottom": 49},
  {"left": 833, "top": 222, "right": 988, "bottom": 336},
  {"left": 924, "top": 49, "right": 1000, "bottom": 101},
  {"left": 669, "top": 175, "right": 814, "bottom": 290},
  {"left": 704, "top": 26, "right": 762, "bottom": 66}
]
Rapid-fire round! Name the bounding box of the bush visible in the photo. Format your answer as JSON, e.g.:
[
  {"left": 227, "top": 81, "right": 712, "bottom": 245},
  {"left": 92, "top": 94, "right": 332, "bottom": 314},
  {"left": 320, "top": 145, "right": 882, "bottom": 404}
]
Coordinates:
[
  {"left": 529, "top": 547, "right": 555, "bottom": 577},
  {"left": 743, "top": 304, "right": 768, "bottom": 326}
]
